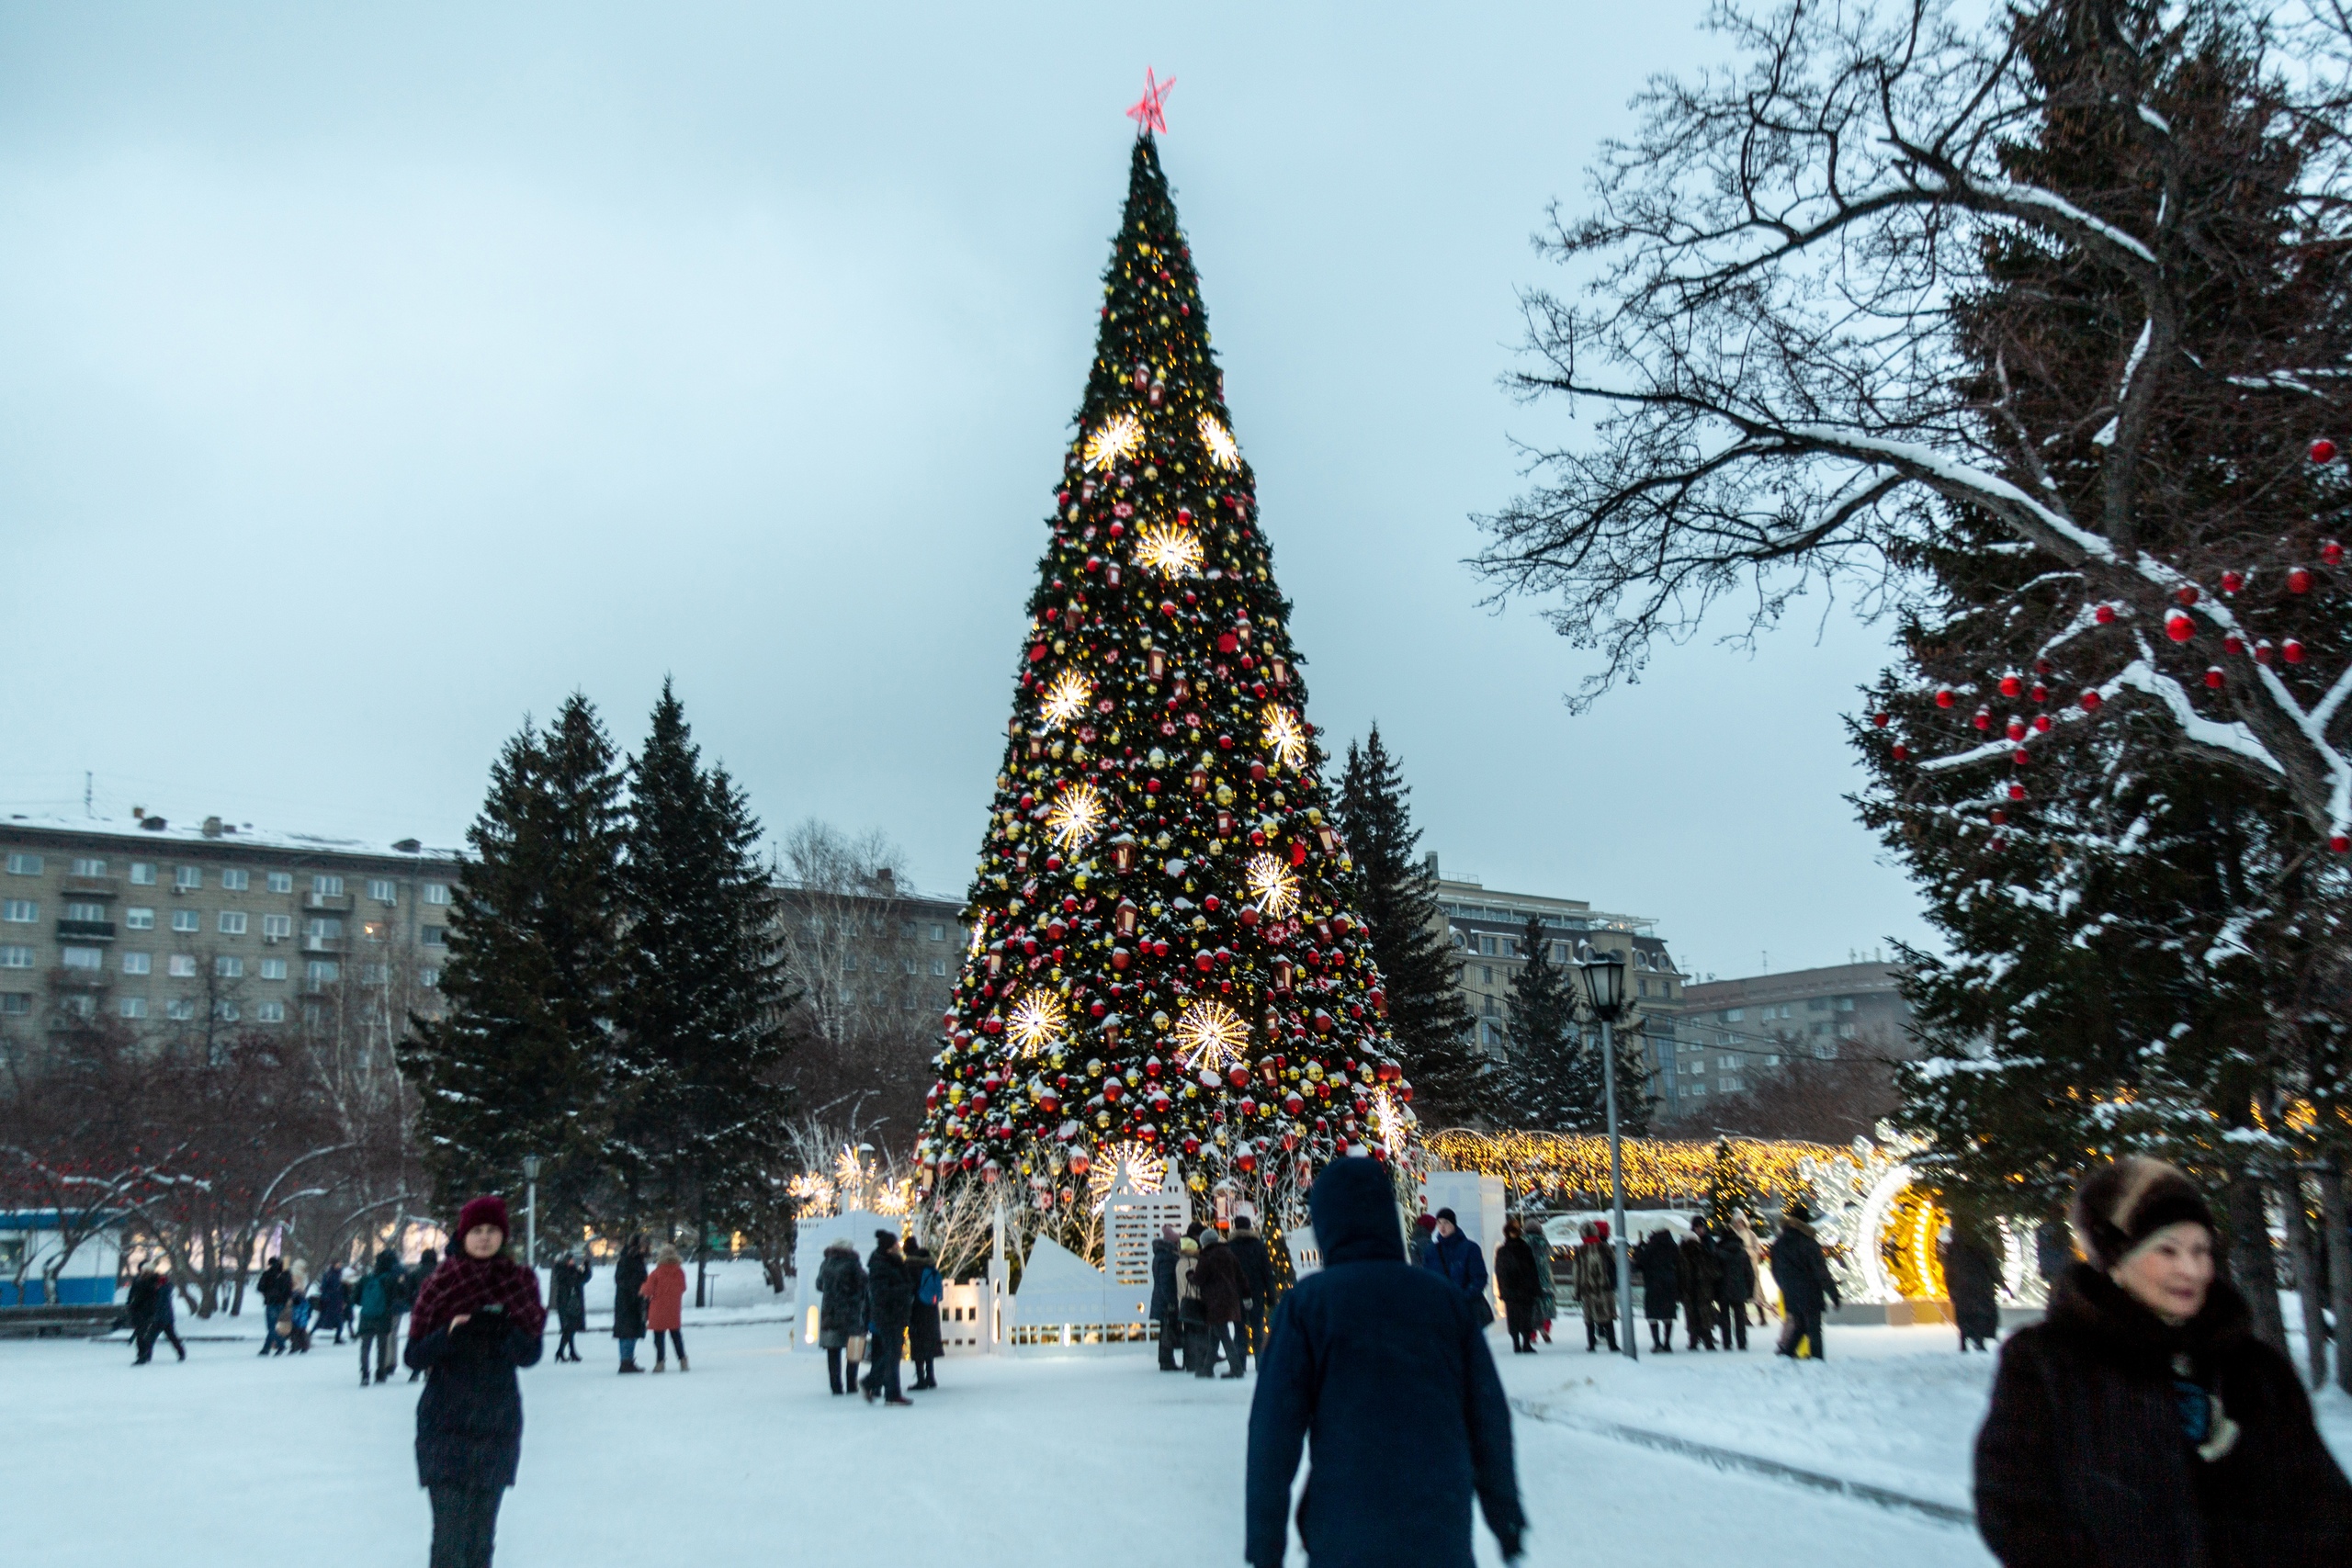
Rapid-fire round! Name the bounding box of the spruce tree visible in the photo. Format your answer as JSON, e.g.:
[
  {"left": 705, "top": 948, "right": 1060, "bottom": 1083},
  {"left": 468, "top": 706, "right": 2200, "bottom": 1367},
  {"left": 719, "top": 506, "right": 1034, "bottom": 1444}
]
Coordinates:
[
  {"left": 403, "top": 694, "right": 626, "bottom": 1230},
  {"left": 1336, "top": 726, "right": 1485, "bottom": 1122},
  {"left": 610, "top": 681, "right": 797, "bottom": 1254},
  {"left": 1500, "top": 915, "right": 1597, "bottom": 1130},
  {"left": 915, "top": 130, "right": 1417, "bottom": 1231}
]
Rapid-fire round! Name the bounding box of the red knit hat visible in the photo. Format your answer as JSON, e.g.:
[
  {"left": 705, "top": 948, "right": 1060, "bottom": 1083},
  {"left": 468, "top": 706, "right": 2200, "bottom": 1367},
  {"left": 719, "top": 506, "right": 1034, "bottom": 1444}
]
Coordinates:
[{"left": 457, "top": 1195, "right": 510, "bottom": 1242}]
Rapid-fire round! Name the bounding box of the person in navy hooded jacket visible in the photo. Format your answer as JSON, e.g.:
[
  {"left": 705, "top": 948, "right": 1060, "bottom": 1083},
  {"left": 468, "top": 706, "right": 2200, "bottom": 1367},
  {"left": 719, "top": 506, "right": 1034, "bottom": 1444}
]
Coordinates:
[{"left": 1247, "top": 1156, "right": 1525, "bottom": 1567}]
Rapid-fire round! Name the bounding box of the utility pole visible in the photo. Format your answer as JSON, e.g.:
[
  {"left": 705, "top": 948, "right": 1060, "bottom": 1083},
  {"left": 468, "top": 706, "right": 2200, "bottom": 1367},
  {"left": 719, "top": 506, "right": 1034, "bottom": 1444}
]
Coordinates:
[
  {"left": 1581, "top": 950, "right": 1636, "bottom": 1362},
  {"left": 520, "top": 1155, "right": 541, "bottom": 1277}
]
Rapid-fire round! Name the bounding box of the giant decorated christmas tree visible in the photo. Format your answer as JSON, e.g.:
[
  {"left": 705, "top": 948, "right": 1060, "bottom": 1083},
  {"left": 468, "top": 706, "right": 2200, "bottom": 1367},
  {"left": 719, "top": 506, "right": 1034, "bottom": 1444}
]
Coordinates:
[{"left": 916, "top": 112, "right": 1417, "bottom": 1226}]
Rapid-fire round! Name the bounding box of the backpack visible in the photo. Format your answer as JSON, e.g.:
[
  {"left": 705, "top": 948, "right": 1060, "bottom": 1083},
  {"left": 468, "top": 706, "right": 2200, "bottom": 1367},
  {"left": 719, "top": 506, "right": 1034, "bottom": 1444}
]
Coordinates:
[
  {"left": 358, "top": 1271, "right": 391, "bottom": 1319},
  {"left": 918, "top": 1266, "right": 943, "bottom": 1305}
]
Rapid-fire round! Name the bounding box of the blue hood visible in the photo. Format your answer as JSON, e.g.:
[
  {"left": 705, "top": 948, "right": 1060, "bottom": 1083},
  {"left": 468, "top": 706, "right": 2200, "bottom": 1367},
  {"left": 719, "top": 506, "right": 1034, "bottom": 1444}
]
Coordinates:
[{"left": 1310, "top": 1156, "right": 1406, "bottom": 1265}]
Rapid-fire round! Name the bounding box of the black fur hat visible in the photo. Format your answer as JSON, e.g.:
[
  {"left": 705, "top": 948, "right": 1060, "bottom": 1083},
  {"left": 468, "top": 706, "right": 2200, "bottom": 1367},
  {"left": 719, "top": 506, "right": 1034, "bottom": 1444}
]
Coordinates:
[{"left": 2071, "top": 1156, "right": 2216, "bottom": 1271}]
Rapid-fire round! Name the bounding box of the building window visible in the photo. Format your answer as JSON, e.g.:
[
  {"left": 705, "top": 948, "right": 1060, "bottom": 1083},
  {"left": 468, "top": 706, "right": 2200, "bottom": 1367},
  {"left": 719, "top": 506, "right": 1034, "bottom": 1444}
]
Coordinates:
[
  {"left": 267, "top": 872, "right": 293, "bottom": 894},
  {"left": 221, "top": 868, "right": 249, "bottom": 891},
  {"left": 125, "top": 908, "right": 154, "bottom": 931},
  {"left": 6, "top": 853, "right": 43, "bottom": 875},
  {"left": 305, "top": 960, "right": 340, "bottom": 988},
  {"left": 119, "top": 997, "right": 147, "bottom": 1020},
  {"left": 259, "top": 958, "right": 288, "bottom": 981},
  {"left": 1723, "top": 1077, "right": 1745, "bottom": 1093},
  {"left": 0, "top": 992, "right": 29, "bottom": 1015},
  {"left": 2, "top": 900, "right": 36, "bottom": 923},
  {"left": 0, "top": 945, "right": 28, "bottom": 969},
  {"left": 1638, "top": 977, "right": 1651, "bottom": 997},
  {"left": 361, "top": 920, "right": 388, "bottom": 942},
  {"left": 361, "top": 964, "right": 389, "bottom": 986},
  {"left": 219, "top": 910, "right": 248, "bottom": 935},
  {"left": 928, "top": 922, "right": 944, "bottom": 941},
  {"left": 1808, "top": 997, "right": 1831, "bottom": 1012},
  {"left": 214, "top": 999, "right": 239, "bottom": 1021},
  {"left": 308, "top": 918, "right": 342, "bottom": 941},
  {"left": 122, "top": 952, "right": 152, "bottom": 975},
  {"left": 167, "top": 954, "right": 198, "bottom": 977},
  {"left": 1480, "top": 964, "right": 1494, "bottom": 984},
  {"left": 1722, "top": 1008, "right": 1743, "bottom": 1021},
  {"left": 175, "top": 865, "right": 201, "bottom": 890},
  {"left": 423, "top": 882, "right": 450, "bottom": 906},
  {"left": 64, "top": 902, "right": 107, "bottom": 922},
  {"left": 419, "top": 968, "right": 441, "bottom": 988},
  {"left": 312, "top": 874, "right": 345, "bottom": 896},
  {"left": 164, "top": 998, "right": 196, "bottom": 1021},
  {"left": 130, "top": 862, "right": 155, "bottom": 886},
  {"left": 931, "top": 958, "right": 947, "bottom": 976},
  {"left": 1808, "top": 1021, "right": 1825, "bottom": 1037},
  {"left": 215, "top": 955, "right": 243, "bottom": 978},
  {"left": 1688, "top": 1081, "right": 1707, "bottom": 1096},
  {"left": 71, "top": 857, "right": 107, "bottom": 876},
  {"left": 61, "top": 947, "right": 102, "bottom": 971},
  {"left": 368, "top": 878, "right": 396, "bottom": 904},
  {"left": 1838, "top": 997, "right": 1856, "bottom": 1011},
  {"left": 263, "top": 914, "right": 292, "bottom": 939},
  {"left": 421, "top": 926, "right": 447, "bottom": 947},
  {"left": 171, "top": 910, "right": 198, "bottom": 933},
  {"left": 1838, "top": 1022, "right": 1857, "bottom": 1040},
  {"left": 255, "top": 1000, "right": 286, "bottom": 1022}
]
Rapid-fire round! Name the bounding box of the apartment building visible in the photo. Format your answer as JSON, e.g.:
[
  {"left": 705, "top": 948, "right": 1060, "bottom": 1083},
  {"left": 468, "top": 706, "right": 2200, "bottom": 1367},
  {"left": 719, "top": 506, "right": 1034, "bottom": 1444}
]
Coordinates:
[
  {"left": 1674, "top": 960, "right": 1914, "bottom": 1106},
  {"left": 0, "top": 811, "right": 462, "bottom": 1035},
  {"left": 1430, "top": 858, "right": 1697, "bottom": 1117}
]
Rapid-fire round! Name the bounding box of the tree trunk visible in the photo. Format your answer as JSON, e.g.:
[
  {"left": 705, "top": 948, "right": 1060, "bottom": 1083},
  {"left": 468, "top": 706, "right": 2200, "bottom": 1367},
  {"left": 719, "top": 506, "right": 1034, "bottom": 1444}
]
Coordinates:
[
  {"left": 2279, "top": 1169, "right": 2330, "bottom": 1388},
  {"left": 2320, "top": 1158, "right": 2352, "bottom": 1397},
  {"left": 2227, "top": 1170, "right": 2288, "bottom": 1353}
]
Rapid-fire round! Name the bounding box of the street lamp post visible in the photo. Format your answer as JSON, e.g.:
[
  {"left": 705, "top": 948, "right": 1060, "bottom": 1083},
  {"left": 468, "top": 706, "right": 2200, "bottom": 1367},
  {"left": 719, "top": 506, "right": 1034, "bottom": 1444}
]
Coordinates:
[
  {"left": 520, "top": 1155, "right": 541, "bottom": 1275},
  {"left": 1578, "top": 949, "right": 1636, "bottom": 1362}
]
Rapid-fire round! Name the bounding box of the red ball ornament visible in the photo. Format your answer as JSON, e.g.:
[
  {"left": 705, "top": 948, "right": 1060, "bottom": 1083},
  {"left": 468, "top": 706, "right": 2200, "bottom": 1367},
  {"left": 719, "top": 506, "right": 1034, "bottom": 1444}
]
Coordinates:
[
  {"left": 2327, "top": 540, "right": 2346, "bottom": 566},
  {"left": 2165, "top": 611, "right": 2195, "bottom": 642},
  {"left": 2007, "top": 783, "right": 2028, "bottom": 801},
  {"left": 2094, "top": 604, "right": 2117, "bottom": 625},
  {"left": 2176, "top": 585, "right": 2199, "bottom": 606},
  {"left": 1988, "top": 836, "right": 2007, "bottom": 852},
  {"left": 2006, "top": 716, "right": 2027, "bottom": 740},
  {"left": 2032, "top": 714, "right": 2052, "bottom": 733},
  {"left": 2312, "top": 437, "right": 2339, "bottom": 464},
  {"left": 1989, "top": 809, "right": 2007, "bottom": 826},
  {"left": 1871, "top": 712, "right": 1890, "bottom": 728},
  {"left": 2012, "top": 748, "right": 2030, "bottom": 766},
  {"left": 1998, "top": 673, "right": 2022, "bottom": 698},
  {"left": 2222, "top": 570, "right": 2245, "bottom": 594},
  {"left": 2290, "top": 568, "right": 2314, "bottom": 594},
  {"left": 2204, "top": 666, "right": 2225, "bottom": 689},
  {"left": 2334, "top": 835, "right": 2351, "bottom": 853},
  {"left": 1891, "top": 743, "right": 1910, "bottom": 761},
  {"left": 1935, "top": 687, "right": 1956, "bottom": 708},
  {"left": 1973, "top": 707, "right": 1992, "bottom": 731},
  {"left": 2080, "top": 689, "right": 2104, "bottom": 711},
  {"left": 2284, "top": 637, "right": 2307, "bottom": 664},
  {"left": 2223, "top": 632, "right": 2245, "bottom": 656},
  {"left": 2030, "top": 683, "right": 2049, "bottom": 704},
  {"left": 2256, "top": 639, "right": 2277, "bottom": 664}
]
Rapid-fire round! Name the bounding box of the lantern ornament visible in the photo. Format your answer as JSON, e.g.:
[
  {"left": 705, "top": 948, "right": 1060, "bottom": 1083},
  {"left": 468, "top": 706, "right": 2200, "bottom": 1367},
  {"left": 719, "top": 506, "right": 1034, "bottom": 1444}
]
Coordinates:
[
  {"left": 1110, "top": 835, "right": 1139, "bottom": 873},
  {"left": 1244, "top": 852, "right": 1301, "bottom": 918},
  {"left": 1171, "top": 999, "right": 1250, "bottom": 1073},
  {"left": 1084, "top": 409, "right": 1144, "bottom": 471},
  {"left": 1045, "top": 783, "right": 1107, "bottom": 852},
  {"left": 1039, "top": 670, "right": 1092, "bottom": 728},
  {"left": 1006, "top": 989, "right": 1068, "bottom": 1057}
]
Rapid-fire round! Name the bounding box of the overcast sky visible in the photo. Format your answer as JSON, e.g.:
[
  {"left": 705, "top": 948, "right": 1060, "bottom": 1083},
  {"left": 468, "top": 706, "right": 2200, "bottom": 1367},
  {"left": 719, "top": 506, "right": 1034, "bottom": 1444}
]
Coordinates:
[{"left": 0, "top": 3, "right": 1936, "bottom": 980}]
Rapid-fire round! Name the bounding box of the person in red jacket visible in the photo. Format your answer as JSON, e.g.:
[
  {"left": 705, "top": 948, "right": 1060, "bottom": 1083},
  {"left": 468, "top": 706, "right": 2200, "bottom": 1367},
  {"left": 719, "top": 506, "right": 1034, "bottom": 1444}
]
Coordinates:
[{"left": 639, "top": 1245, "right": 689, "bottom": 1373}]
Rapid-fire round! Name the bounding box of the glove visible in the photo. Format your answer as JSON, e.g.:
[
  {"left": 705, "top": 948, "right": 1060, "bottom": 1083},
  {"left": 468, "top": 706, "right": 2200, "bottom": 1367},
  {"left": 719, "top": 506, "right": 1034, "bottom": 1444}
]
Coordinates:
[{"left": 1497, "top": 1529, "right": 1525, "bottom": 1562}]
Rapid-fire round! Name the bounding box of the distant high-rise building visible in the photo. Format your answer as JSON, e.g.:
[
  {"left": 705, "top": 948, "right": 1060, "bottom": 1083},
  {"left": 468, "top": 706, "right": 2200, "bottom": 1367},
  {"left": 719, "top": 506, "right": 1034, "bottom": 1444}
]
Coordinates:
[{"left": 1674, "top": 961, "right": 1914, "bottom": 1108}]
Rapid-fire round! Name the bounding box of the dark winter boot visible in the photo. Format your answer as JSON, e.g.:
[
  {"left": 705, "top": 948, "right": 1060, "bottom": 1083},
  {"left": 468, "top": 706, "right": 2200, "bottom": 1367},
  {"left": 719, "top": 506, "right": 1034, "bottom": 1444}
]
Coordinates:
[{"left": 677, "top": 1352, "right": 688, "bottom": 1372}]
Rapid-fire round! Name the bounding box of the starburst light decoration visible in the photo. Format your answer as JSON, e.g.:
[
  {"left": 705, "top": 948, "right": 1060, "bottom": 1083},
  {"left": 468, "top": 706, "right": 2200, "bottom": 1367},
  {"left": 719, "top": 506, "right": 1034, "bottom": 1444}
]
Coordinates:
[
  {"left": 1045, "top": 783, "right": 1106, "bottom": 851},
  {"left": 786, "top": 1172, "right": 836, "bottom": 1215},
  {"left": 1083, "top": 410, "right": 1144, "bottom": 472},
  {"left": 1244, "top": 852, "right": 1300, "bottom": 918},
  {"left": 1088, "top": 1139, "right": 1169, "bottom": 1210},
  {"left": 1198, "top": 413, "right": 1239, "bottom": 470},
  {"left": 1371, "top": 1089, "right": 1408, "bottom": 1155},
  {"left": 1039, "top": 670, "right": 1092, "bottom": 727},
  {"left": 1261, "top": 704, "right": 1307, "bottom": 770},
  {"left": 1135, "top": 521, "right": 1204, "bottom": 579},
  {"left": 1171, "top": 999, "right": 1249, "bottom": 1073},
  {"left": 1006, "top": 988, "right": 1069, "bottom": 1056}
]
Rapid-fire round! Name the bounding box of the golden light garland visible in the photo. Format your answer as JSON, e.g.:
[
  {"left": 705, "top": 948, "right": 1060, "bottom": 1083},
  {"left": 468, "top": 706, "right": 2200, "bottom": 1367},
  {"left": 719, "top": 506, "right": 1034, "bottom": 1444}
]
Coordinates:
[
  {"left": 1039, "top": 670, "right": 1092, "bottom": 727},
  {"left": 1197, "top": 412, "right": 1239, "bottom": 470},
  {"left": 1045, "top": 783, "right": 1106, "bottom": 851},
  {"left": 1426, "top": 1127, "right": 1841, "bottom": 1209},
  {"left": 1135, "top": 521, "right": 1204, "bottom": 579},
  {"left": 1261, "top": 704, "right": 1307, "bottom": 770},
  {"left": 1006, "top": 989, "right": 1068, "bottom": 1057},
  {"left": 1083, "top": 410, "right": 1143, "bottom": 472},
  {"left": 1244, "top": 852, "right": 1300, "bottom": 918},
  {"left": 1171, "top": 999, "right": 1249, "bottom": 1072}
]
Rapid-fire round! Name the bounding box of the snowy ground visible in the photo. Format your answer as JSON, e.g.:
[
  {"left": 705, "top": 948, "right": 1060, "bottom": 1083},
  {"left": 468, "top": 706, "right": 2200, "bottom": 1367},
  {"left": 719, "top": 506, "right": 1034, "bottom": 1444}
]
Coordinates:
[{"left": 17, "top": 1310, "right": 2348, "bottom": 1566}]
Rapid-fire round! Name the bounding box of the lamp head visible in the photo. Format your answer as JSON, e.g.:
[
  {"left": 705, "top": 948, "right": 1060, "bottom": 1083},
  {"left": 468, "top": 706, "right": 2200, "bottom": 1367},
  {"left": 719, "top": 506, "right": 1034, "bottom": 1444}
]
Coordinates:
[
  {"left": 521, "top": 1155, "right": 542, "bottom": 1180},
  {"left": 1579, "top": 950, "right": 1627, "bottom": 1021}
]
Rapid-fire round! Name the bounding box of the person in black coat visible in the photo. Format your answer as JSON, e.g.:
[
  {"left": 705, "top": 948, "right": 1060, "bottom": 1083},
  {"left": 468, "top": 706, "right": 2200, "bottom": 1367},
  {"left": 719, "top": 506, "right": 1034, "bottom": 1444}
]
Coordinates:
[
  {"left": 1227, "top": 1215, "right": 1275, "bottom": 1371},
  {"left": 127, "top": 1265, "right": 163, "bottom": 1364},
  {"left": 814, "top": 1239, "right": 868, "bottom": 1395},
  {"left": 861, "top": 1231, "right": 914, "bottom": 1405},
  {"left": 404, "top": 1196, "right": 545, "bottom": 1568},
  {"left": 405, "top": 1248, "right": 440, "bottom": 1382},
  {"left": 1248, "top": 1156, "right": 1524, "bottom": 1568},
  {"left": 315, "top": 1263, "right": 349, "bottom": 1345},
  {"left": 1769, "top": 1202, "right": 1840, "bottom": 1359},
  {"left": 1942, "top": 1224, "right": 2000, "bottom": 1353},
  {"left": 1493, "top": 1219, "right": 1542, "bottom": 1354},
  {"left": 1974, "top": 1156, "right": 2352, "bottom": 1568},
  {"left": 904, "top": 1238, "right": 944, "bottom": 1392},
  {"left": 1712, "top": 1221, "right": 1756, "bottom": 1351},
  {"left": 256, "top": 1258, "right": 293, "bottom": 1356},
  {"left": 1150, "top": 1227, "right": 1182, "bottom": 1371},
  {"left": 1634, "top": 1229, "right": 1682, "bottom": 1352},
  {"left": 548, "top": 1255, "right": 591, "bottom": 1363},
  {"left": 610, "top": 1237, "right": 647, "bottom": 1374},
  {"left": 1678, "top": 1224, "right": 1722, "bottom": 1350}
]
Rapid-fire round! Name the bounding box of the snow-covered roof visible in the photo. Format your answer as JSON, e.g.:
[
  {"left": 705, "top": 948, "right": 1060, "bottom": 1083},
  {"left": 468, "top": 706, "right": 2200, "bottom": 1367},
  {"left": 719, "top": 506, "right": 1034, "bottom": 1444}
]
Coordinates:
[{"left": 0, "top": 809, "right": 465, "bottom": 864}]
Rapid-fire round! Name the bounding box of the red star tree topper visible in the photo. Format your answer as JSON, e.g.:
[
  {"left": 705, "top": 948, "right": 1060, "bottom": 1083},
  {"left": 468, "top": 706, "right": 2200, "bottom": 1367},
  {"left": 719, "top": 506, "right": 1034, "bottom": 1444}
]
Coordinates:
[{"left": 916, "top": 132, "right": 1418, "bottom": 1235}]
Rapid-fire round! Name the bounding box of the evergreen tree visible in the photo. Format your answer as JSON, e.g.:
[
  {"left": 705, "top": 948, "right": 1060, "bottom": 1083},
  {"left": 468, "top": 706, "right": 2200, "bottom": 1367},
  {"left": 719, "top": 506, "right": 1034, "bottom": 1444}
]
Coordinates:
[
  {"left": 1499, "top": 915, "right": 1598, "bottom": 1130},
  {"left": 403, "top": 694, "right": 626, "bottom": 1229},
  {"left": 916, "top": 131, "right": 1416, "bottom": 1231},
  {"left": 610, "top": 681, "right": 797, "bottom": 1254},
  {"left": 1337, "top": 726, "right": 1485, "bottom": 1122}
]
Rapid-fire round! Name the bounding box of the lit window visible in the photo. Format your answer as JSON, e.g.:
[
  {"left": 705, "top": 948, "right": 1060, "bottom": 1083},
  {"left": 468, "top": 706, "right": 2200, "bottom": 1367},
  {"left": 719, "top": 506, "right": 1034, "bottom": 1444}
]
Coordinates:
[
  {"left": 6, "top": 854, "right": 42, "bottom": 875},
  {"left": 71, "top": 857, "right": 106, "bottom": 876},
  {"left": 219, "top": 911, "right": 248, "bottom": 935},
  {"left": 361, "top": 921, "right": 388, "bottom": 942},
  {"left": 0, "top": 945, "right": 28, "bottom": 969},
  {"left": 2, "top": 901, "right": 36, "bottom": 923},
  {"left": 61, "top": 947, "right": 102, "bottom": 971},
  {"left": 266, "top": 872, "right": 293, "bottom": 894},
  {"left": 423, "top": 883, "right": 449, "bottom": 906},
  {"left": 125, "top": 908, "right": 154, "bottom": 931},
  {"left": 121, "top": 953, "right": 153, "bottom": 976},
  {"left": 254, "top": 1000, "right": 286, "bottom": 1022},
  {"left": 171, "top": 911, "right": 198, "bottom": 933},
  {"left": 221, "top": 869, "right": 249, "bottom": 891},
  {"left": 130, "top": 863, "right": 155, "bottom": 886},
  {"left": 215, "top": 956, "right": 243, "bottom": 978},
  {"left": 262, "top": 914, "right": 292, "bottom": 939},
  {"left": 0, "top": 993, "right": 28, "bottom": 1015},
  {"left": 164, "top": 998, "right": 196, "bottom": 1021},
  {"left": 368, "top": 878, "right": 396, "bottom": 904},
  {"left": 175, "top": 865, "right": 201, "bottom": 890},
  {"left": 119, "top": 997, "right": 147, "bottom": 1020},
  {"left": 312, "top": 874, "right": 345, "bottom": 897},
  {"left": 259, "top": 958, "right": 288, "bottom": 981},
  {"left": 167, "top": 954, "right": 198, "bottom": 977}
]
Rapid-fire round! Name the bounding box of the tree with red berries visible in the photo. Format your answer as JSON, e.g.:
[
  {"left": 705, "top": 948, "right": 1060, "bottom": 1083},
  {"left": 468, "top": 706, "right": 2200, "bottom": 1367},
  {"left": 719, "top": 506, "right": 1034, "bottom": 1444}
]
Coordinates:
[{"left": 914, "top": 128, "right": 1416, "bottom": 1250}]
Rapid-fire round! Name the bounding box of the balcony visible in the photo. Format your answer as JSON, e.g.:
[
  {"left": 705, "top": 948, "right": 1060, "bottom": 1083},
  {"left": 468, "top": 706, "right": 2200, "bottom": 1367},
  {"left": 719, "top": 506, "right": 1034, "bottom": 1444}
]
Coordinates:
[
  {"left": 301, "top": 934, "right": 345, "bottom": 954},
  {"left": 61, "top": 876, "right": 119, "bottom": 899},
  {"left": 55, "top": 919, "right": 116, "bottom": 942},
  {"left": 51, "top": 968, "right": 108, "bottom": 990},
  {"left": 304, "top": 893, "right": 354, "bottom": 913}
]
